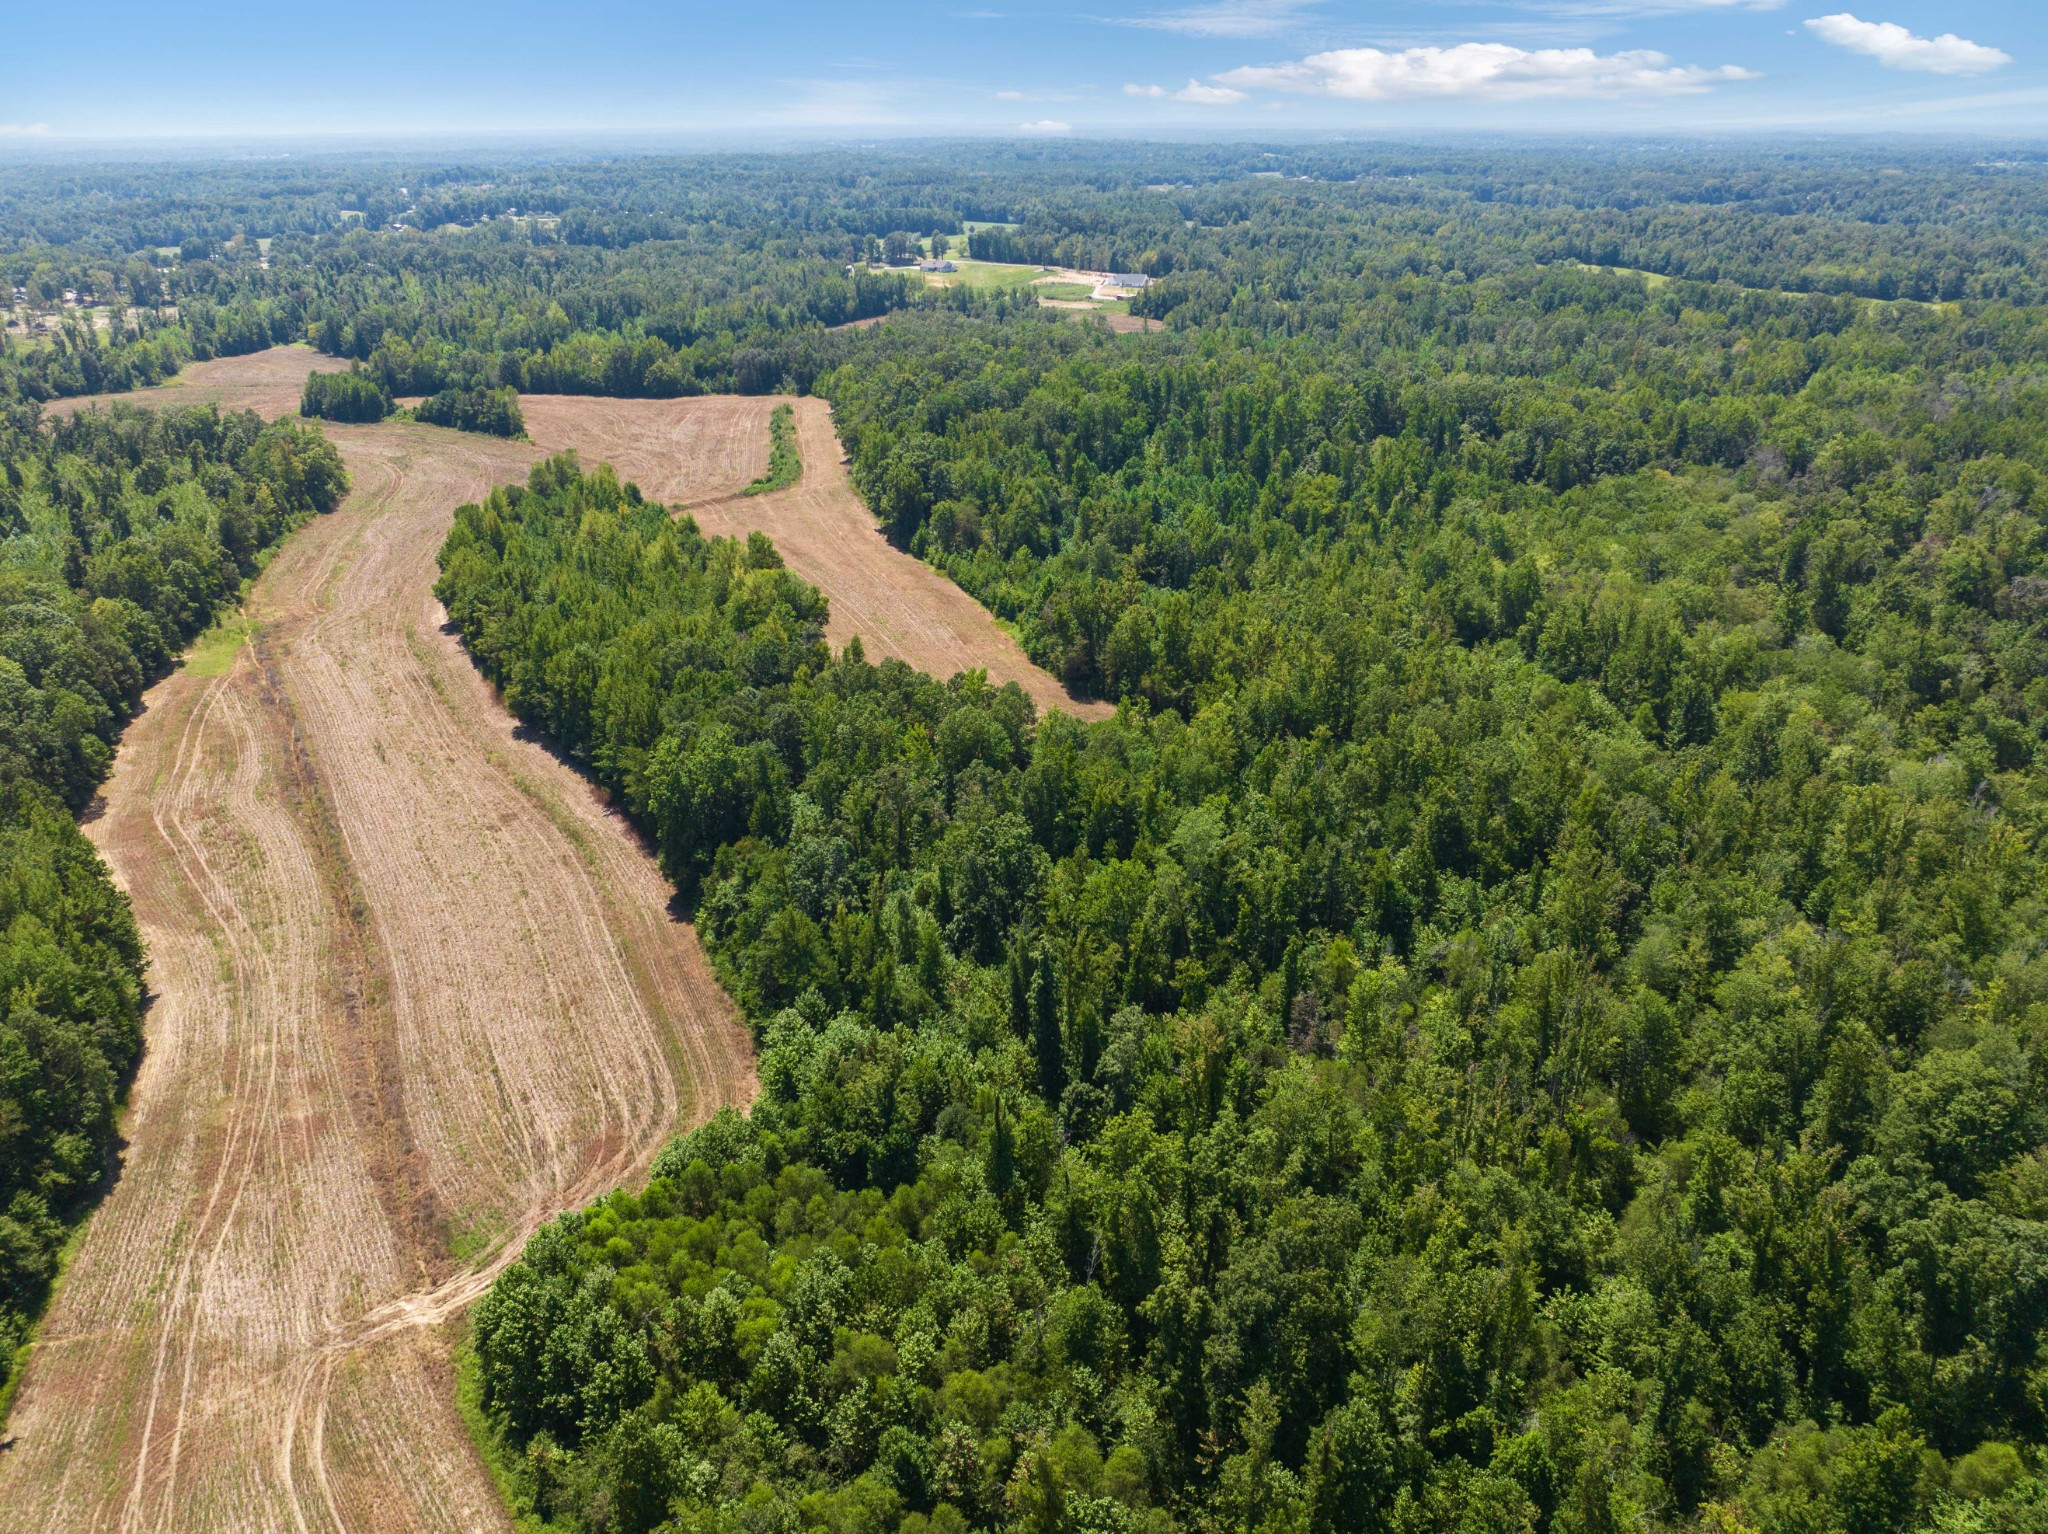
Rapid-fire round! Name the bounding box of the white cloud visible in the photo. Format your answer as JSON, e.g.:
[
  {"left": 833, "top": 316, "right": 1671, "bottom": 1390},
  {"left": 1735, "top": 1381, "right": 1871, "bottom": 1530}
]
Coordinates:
[
  {"left": 995, "top": 89, "right": 1030, "bottom": 100},
  {"left": 1111, "top": 0, "right": 1318, "bottom": 38},
  {"left": 1016, "top": 119, "right": 1074, "bottom": 135},
  {"left": 0, "top": 122, "right": 50, "bottom": 137},
  {"left": 1125, "top": 79, "right": 1250, "bottom": 104},
  {"left": 1177, "top": 80, "right": 1249, "bottom": 104},
  {"left": 1805, "top": 14, "right": 2011, "bottom": 75},
  {"left": 1218, "top": 44, "right": 1759, "bottom": 102}
]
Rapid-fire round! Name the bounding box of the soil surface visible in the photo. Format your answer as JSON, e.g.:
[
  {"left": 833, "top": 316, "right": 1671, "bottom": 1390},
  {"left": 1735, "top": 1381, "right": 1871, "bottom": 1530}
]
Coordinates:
[
  {"left": 57, "top": 350, "right": 1106, "bottom": 719},
  {"left": 3, "top": 347, "right": 1103, "bottom": 1530},
  {"left": 47, "top": 342, "right": 330, "bottom": 422}
]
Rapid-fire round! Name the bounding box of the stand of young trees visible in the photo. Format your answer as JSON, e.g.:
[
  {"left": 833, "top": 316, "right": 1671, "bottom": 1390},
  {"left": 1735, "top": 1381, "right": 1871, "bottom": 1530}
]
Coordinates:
[
  {"left": 300, "top": 367, "right": 391, "bottom": 423},
  {"left": 415, "top": 383, "right": 524, "bottom": 437},
  {"left": 0, "top": 402, "right": 344, "bottom": 1400}
]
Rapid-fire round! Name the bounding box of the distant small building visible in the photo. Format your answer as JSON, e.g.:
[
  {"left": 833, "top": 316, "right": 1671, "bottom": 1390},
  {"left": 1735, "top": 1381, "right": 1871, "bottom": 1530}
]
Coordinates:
[
  {"left": 919, "top": 260, "right": 958, "bottom": 273},
  {"left": 1106, "top": 273, "right": 1152, "bottom": 290}
]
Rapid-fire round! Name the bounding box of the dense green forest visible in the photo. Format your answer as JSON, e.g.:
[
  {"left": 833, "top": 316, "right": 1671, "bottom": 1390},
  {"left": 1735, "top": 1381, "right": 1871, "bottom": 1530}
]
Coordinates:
[
  {"left": 301, "top": 366, "right": 392, "bottom": 423},
  {"left": 445, "top": 211, "right": 2048, "bottom": 1532},
  {"left": 0, "top": 400, "right": 344, "bottom": 1397},
  {"left": 3, "top": 139, "right": 2047, "bottom": 1531},
  {"left": 415, "top": 382, "right": 526, "bottom": 437},
  {"left": 8, "top": 141, "right": 2048, "bottom": 412}
]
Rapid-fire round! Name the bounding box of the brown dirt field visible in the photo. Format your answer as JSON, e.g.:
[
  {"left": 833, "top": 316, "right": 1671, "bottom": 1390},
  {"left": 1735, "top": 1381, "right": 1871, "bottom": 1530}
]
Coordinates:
[
  {"left": 56, "top": 350, "right": 1109, "bottom": 718},
  {"left": 523, "top": 394, "right": 1113, "bottom": 722},
  {"left": 47, "top": 343, "right": 325, "bottom": 422},
  {"left": 0, "top": 398, "right": 755, "bottom": 1531}
]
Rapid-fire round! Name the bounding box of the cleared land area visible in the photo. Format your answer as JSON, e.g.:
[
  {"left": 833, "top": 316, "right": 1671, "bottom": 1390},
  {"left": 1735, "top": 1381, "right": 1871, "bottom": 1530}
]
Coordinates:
[
  {"left": 5, "top": 349, "right": 1100, "bottom": 1530},
  {"left": 1, "top": 380, "right": 755, "bottom": 1531},
  {"left": 62, "top": 353, "right": 1109, "bottom": 716},
  {"left": 48, "top": 341, "right": 329, "bottom": 420}
]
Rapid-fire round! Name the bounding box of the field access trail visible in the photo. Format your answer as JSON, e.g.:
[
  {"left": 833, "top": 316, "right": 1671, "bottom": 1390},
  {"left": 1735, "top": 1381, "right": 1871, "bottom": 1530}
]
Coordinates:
[
  {"left": 4, "top": 361, "right": 757, "bottom": 1532},
  {"left": 3, "top": 347, "right": 1097, "bottom": 1532}
]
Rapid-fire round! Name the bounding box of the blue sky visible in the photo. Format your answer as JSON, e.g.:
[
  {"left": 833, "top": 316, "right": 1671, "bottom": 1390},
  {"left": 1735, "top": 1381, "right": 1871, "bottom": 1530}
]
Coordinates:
[{"left": 1, "top": 1, "right": 2038, "bottom": 141}]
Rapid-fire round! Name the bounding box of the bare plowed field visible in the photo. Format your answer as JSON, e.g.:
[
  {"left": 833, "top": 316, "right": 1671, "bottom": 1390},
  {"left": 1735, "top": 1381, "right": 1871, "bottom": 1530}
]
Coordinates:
[
  {"left": 523, "top": 394, "right": 1113, "bottom": 721},
  {"left": 58, "top": 353, "right": 1107, "bottom": 719},
  {"left": 0, "top": 410, "right": 754, "bottom": 1533},
  {"left": 47, "top": 343, "right": 326, "bottom": 421}
]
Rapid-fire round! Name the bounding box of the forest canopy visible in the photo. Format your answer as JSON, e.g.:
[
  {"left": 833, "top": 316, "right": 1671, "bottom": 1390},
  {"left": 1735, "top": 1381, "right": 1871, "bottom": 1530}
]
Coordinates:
[
  {"left": 449, "top": 315, "right": 2048, "bottom": 1534},
  {"left": 2, "top": 138, "right": 2045, "bottom": 1534}
]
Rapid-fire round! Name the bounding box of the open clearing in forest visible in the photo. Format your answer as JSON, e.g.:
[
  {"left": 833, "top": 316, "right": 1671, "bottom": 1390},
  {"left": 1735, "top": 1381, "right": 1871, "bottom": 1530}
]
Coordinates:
[
  {"left": 50, "top": 341, "right": 331, "bottom": 420},
  {"left": 60, "top": 350, "right": 1112, "bottom": 717},
  {"left": 4, "top": 349, "right": 1098, "bottom": 1531},
  {"left": 521, "top": 393, "right": 1113, "bottom": 721},
  {"left": 3, "top": 372, "right": 756, "bottom": 1532}
]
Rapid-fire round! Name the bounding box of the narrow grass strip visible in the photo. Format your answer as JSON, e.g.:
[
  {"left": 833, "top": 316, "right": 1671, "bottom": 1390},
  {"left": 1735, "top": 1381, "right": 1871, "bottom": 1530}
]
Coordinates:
[{"left": 742, "top": 402, "right": 801, "bottom": 495}]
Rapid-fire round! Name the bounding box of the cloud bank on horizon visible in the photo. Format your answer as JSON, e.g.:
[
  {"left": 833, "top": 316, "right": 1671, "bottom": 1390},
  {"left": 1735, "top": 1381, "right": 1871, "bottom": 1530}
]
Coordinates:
[
  {"left": 1214, "top": 45, "right": 1761, "bottom": 101},
  {"left": 0, "top": 0, "right": 2032, "bottom": 139}
]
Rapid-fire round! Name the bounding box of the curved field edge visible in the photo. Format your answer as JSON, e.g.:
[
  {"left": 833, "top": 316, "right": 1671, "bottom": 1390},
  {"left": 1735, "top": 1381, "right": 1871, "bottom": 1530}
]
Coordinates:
[
  {"left": 0, "top": 406, "right": 344, "bottom": 1429},
  {"left": 453, "top": 1330, "right": 558, "bottom": 1534},
  {"left": 0, "top": 397, "right": 755, "bottom": 1531}
]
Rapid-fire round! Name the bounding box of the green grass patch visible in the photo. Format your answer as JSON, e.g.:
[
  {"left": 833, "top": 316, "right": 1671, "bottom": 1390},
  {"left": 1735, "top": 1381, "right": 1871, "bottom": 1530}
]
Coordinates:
[
  {"left": 742, "top": 403, "right": 802, "bottom": 496},
  {"left": 1035, "top": 280, "right": 1096, "bottom": 302},
  {"left": 935, "top": 259, "right": 1048, "bottom": 292},
  {"left": 447, "top": 1207, "right": 509, "bottom": 1265},
  {"left": 0, "top": 1170, "right": 107, "bottom": 1429},
  {"left": 184, "top": 611, "right": 255, "bottom": 677}
]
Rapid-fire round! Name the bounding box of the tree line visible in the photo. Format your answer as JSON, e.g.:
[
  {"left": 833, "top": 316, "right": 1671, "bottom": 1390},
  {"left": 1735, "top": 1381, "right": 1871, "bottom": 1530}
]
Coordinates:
[{"left": 3, "top": 140, "right": 2046, "bottom": 1530}]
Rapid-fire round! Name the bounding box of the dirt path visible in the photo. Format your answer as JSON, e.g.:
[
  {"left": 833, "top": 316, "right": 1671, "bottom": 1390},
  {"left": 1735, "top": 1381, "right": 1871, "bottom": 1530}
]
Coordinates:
[
  {"left": 0, "top": 412, "right": 755, "bottom": 1533},
  {"left": 522, "top": 394, "right": 1113, "bottom": 721}
]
